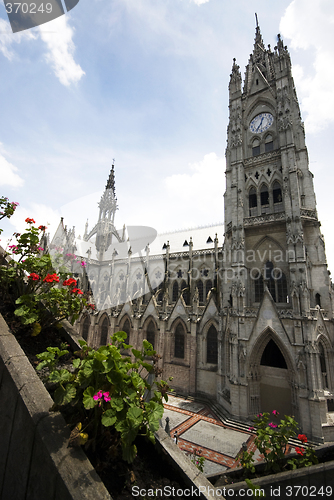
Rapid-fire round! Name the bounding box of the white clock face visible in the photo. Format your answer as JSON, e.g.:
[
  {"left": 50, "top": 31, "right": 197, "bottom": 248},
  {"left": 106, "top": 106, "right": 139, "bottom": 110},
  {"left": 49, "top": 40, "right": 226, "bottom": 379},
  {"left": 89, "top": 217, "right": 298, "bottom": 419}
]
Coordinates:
[{"left": 249, "top": 113, "right": 274, "bottom": 133}]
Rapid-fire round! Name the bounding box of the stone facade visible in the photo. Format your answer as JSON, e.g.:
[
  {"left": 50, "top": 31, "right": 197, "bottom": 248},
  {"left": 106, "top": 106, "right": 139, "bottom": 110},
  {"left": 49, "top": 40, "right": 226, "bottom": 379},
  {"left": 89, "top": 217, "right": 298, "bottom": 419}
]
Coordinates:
[{"left": 51, "top": 24, "right": 334, "bottom": 442}]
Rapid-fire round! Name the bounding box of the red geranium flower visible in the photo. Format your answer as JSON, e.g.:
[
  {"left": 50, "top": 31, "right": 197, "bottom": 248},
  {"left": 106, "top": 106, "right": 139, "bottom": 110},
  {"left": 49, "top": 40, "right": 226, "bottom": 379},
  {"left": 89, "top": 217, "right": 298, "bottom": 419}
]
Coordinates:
[
  {"left": 63, "top": 278, "right": 77, "bottom": 287},
  {"left": 298, "top": 434, "right": 307, "bottom": 444},
  {"left": 295, "top": 447, "right": 304, "bottom": 456},
  {"left": 28, "top": 273, "right": 40, "bottom": 281},
  {"left": 25, "top": 218, "right": 36, "bottom": 224},
  {"left": 43, "top": 273, "right": 60, "bottom": 283},
  {"left": 38, "top": 225, "right": 47, "bottom": 231},
  {"left": 70, "top": 288, "right": 83, "bottom": 295},
  {"left": 87, "top": 303, "right": 95, "bottom": 310}
]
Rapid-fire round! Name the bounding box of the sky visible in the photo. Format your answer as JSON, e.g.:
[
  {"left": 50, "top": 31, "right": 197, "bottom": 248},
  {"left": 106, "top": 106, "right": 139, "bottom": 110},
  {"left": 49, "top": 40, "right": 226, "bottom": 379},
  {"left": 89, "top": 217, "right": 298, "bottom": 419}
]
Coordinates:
[{"left": 1, "top": 0, "right": 334, "bottom": 270}]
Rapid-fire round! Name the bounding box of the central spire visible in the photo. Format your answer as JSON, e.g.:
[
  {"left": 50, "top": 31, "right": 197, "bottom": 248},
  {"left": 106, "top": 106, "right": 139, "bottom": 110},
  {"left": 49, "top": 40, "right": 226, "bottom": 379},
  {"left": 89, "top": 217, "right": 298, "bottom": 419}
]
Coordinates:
[
  {"left": 106, "top": 161, "right": 116, "bottom": 197},
  {"left": 253, "top": 12, "right": 265, "bottom": 56}
]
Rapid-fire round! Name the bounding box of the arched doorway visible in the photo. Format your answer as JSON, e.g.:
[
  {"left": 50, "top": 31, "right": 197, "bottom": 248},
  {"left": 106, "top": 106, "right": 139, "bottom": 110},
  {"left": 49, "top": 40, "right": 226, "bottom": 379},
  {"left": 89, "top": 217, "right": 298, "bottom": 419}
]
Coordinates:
[{"left": 259, "top": 338, "right": 292, "bottom": 417}]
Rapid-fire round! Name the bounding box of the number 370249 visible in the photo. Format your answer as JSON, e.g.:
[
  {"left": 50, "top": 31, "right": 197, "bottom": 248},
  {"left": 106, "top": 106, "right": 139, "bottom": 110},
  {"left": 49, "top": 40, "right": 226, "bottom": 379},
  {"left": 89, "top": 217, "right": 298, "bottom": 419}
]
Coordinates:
[{"left": 5, "top": 3, "right": 53, "bottom": 14}]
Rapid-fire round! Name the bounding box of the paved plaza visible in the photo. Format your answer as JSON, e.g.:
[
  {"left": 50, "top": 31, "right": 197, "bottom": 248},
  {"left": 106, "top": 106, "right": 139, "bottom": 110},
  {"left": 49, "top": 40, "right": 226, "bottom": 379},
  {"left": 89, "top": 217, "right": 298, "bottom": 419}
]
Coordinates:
[{"left": 162, "top": 395, "right": 262, "bottom": 477}]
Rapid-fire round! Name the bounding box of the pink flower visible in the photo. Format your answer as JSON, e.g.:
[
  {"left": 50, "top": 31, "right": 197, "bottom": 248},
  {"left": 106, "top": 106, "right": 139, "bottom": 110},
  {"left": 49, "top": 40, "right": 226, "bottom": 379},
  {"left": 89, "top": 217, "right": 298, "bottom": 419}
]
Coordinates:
[
  {"left": 256, "top": 413, "right": 263, "bottom": 418},
  {"left": 103, "top": 392, "right": 111, "bottom": 402},
  {"left": 272, "top": 410, "right": 279, "bottom": 416},
  {"left": 93, "top": 391, "right": 103, "bottom": 401},
  {"left": 248, "top": 426, "right": 255, "bottom": 431},
  {"left": 81, "top": 261, "right": 86, "bottom": 267},
  {"left": 268, "top": 422, "right": 277, "bottom": 428}
]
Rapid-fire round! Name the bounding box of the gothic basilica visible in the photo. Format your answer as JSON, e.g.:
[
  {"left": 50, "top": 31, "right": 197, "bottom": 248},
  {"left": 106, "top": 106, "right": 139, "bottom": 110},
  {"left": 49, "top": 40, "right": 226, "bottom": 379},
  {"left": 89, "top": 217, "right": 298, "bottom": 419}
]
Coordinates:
[{"left": 51, "top": 22, "right": 334, "bottom": 442}]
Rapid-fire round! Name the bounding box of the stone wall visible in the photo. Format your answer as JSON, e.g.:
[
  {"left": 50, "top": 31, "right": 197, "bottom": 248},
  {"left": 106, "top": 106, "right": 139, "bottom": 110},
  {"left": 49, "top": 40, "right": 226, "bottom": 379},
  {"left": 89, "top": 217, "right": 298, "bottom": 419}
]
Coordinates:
[{"left": 0, "top": 314, "right": 111, "bottom": 500}]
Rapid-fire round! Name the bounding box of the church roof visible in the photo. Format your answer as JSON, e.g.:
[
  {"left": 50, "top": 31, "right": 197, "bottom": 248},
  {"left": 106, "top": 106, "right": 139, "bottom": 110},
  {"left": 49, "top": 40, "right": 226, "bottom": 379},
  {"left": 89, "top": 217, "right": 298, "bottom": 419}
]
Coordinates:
[
  {"left": 73, "top": 222, "right": 224, "bottom": 263},
  {"left": 150, "top": 223, "right": 224, "bottom": 256}
]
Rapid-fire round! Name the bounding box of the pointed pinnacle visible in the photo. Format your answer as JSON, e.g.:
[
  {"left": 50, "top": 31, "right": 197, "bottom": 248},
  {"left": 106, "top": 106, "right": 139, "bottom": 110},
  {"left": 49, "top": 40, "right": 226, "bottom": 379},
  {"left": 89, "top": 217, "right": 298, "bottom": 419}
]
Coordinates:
[{"left": 106, "top": 164, "right": 116, "bottom": 195}]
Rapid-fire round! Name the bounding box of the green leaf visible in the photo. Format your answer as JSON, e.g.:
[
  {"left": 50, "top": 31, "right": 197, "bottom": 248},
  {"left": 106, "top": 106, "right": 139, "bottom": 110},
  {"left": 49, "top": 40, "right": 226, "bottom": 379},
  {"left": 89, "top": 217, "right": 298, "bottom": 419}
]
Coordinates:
[
  {"left": 110, "top": 397, "right": 124, "bottom": 411},
  {"left": 101, "top": 409, "right": 117, "bottom": 427},
  {"left": 122, "top": 443, "right": 137, "bottom": 464},
  {"left": 48, "top": 369, "right": 72, "bottom": 384},
  {"left": 83, "top": 386, "right": 97, "bottom": 409},
  {"left": 72, "top": 358, "right": 81, "bottom": 369},
  {"left": 131, "top": 349, "right": 142, "bottom": 359},
  {"left": 54, "top": 384, "right": 76, "bottom": 405},
  {"left": 127, "top": 407, "right": 143, "bottom": 424}
]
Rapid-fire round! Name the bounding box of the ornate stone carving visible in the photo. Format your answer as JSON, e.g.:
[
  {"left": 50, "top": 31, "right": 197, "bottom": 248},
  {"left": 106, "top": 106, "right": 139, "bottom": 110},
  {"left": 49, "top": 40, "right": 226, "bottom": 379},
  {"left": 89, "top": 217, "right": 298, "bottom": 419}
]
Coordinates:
[
  {"left": 243, "top": 150, "right": 280, "bottom": 166},
  {"left": 244, "top": 212, "right": 285, "bottom": 227}
]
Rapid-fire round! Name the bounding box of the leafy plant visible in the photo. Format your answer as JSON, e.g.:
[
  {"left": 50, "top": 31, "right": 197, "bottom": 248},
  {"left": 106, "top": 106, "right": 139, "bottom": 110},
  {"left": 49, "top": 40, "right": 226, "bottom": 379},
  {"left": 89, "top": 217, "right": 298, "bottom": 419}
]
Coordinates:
[
  {"left": 0, "top": 218, "right": 90, "bottom": 332},
  {"left": 37, "top": 332, "right": 170, "bottom": 464},
  {"left": 237, "top": 448, "right": 255, "bottom": 476},
  {"left": 189, "top": 448, "right": 205, "bottom": 473},
  {"left": 240, "top": 411, "right": 318, "bottom": 475}
]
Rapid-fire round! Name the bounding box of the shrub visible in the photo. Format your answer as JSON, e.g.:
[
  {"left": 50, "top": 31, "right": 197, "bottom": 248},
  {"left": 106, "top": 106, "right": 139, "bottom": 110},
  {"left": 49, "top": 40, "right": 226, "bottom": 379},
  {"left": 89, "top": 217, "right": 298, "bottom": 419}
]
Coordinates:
[
  {"left": 37, "top": 332, "right": 170, "bottom": 463},
  {"left": 239, "top": 411, "right": 318, "bottom": 474},
  {"left": 0, "top": 217, "right": 89, "bottom": 332}
]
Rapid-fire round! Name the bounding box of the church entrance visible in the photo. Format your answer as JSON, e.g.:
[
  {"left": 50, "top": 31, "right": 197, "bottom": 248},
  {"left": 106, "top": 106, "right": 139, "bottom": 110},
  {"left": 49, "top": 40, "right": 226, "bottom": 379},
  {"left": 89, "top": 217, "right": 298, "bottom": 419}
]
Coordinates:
[{"left": 259, "top": 339, "right": 292, "bottom": 417}]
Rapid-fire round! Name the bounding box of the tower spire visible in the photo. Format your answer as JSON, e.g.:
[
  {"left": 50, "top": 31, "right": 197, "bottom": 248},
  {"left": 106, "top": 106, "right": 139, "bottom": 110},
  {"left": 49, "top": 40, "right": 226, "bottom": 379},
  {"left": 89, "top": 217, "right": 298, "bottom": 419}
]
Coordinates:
[
  {"left": 106, "top": 160, "right": 116, "bottom": 197},
  {"left": 253, "top": 13, "right": 265, "bottom": 55}
]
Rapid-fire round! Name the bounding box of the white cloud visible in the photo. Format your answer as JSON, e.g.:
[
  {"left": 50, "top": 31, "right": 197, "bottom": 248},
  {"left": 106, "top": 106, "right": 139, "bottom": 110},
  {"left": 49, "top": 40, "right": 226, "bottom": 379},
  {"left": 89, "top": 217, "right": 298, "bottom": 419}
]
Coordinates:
[
  {"left": 4, "top": 202, "right": 61, "bottom": 237},
  {"left": 280, "top": 0, "right": 334, "bottom": 133},
  {"left": 164, "top": 152, "right": 225, "bottom": 225},
  {"left": 192, "top": 0, "right": 210, "bottom": 5},
  {"left": 0, "top": 152, "right": 24, "bottom": 187},
  {"left": 38, "top": 15, "right": 85, "bottom": 86},
  {"left": 0, "top": 19, "right": 36, "bottom": 60}
]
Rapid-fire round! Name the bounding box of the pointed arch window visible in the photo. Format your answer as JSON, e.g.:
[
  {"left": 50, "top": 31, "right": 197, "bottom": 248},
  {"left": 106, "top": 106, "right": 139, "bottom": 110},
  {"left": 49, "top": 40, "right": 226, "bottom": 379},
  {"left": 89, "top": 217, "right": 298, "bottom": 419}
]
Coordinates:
[
  {"left": 196, "top": 280, "right": 204, "bottom": 303},
  {"left": 100, "top": 316, "right": 109, "bottom": 345},
  {"left": 82, "top": 315, "right": 90, "bottom": 341},
  {"left": 249, "top": 186, "right": 258, "bottom": 216},
  {"left": 273, "top": 181, "right": 283, "bottom": 213},
  {"left": 252, "top": 138, "right": 260, "bottom": 156},
  {"left": 265, "top": 134, "right": 273, "bottom": 152},
  {"left": 175, "top": 323, "right": 185, "bottom": 359},
  {"left": 146, "top": 320, "right": 156, "bottom": 350},
  {"left": 122, "top": 318, "right": 130, "bottom": 345},
  {"left": 264, "top": 261, "right": 288, "bottom": 303},
  {"left": 276, "top": 271, "right": 288, "bottom": 303},
  {"left": 319, "top": 342, "right": 328, "bottom": 389},
  {"left": 254, "top": 271, "right": 264, "bottom": 302},
  {"left": 207, "top": 325, "right": 218, "bottom": 364},
  {"left": 172, "top": 281, "right": 179, "bottom": 302},
  {"left": 205, "top": 279, "right": 213, "bottom": 301},
  {"left": 260, "top": 184, "right": 270, "bottom": 214},
  {"left": 132, "top": 282, "right": 138, "bottom": 299},
  {"left": 315, "top": 293, "right": 321, "bottom": 308},
  {"left": 181, "top": 280, "right": 189, "bottom": 305},
  {"left": 157, "top": 287, "right": 163, "bottom": 302},
  {"left": 120, "top": 283, "right": 126, "bottom": 303}
]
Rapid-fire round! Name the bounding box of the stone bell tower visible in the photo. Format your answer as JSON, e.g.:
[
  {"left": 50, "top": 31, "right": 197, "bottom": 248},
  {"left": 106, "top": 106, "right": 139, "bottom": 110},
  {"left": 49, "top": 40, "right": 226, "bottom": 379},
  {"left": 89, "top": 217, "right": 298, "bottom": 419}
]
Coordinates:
[{"left": 220, "top": 17, "right": 334, "bottom": 442}]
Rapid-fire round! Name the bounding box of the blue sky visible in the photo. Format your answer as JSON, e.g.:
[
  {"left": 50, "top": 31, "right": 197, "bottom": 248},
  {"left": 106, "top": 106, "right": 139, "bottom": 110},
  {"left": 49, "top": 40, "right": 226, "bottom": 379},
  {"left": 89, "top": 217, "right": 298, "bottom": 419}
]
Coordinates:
[{"left": 1, "top": 0, "right": 334, "bottom": 269}]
